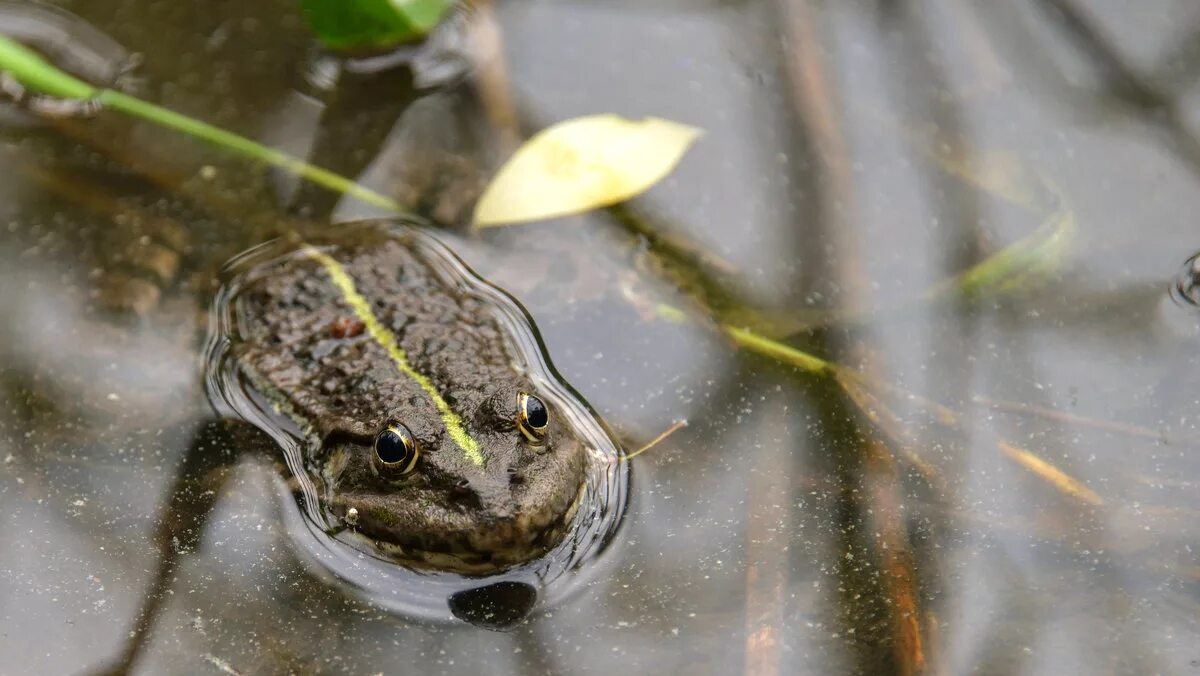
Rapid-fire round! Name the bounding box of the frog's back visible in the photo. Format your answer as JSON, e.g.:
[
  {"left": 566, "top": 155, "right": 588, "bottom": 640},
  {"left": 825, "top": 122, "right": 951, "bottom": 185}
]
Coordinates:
[{"left": 234, "top": 230, "right": 527, "bottom": 442}]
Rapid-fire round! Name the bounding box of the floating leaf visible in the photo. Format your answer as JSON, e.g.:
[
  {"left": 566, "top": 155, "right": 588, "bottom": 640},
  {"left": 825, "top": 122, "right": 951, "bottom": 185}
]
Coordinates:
[{"left": 474, "top": 115, "right": 701, "bottom": 227}]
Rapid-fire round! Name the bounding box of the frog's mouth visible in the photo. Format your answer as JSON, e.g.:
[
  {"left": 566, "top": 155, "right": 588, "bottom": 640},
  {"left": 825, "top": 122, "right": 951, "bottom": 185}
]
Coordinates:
[{"left": 328, "top": 482, "right": 587, "bottom": 576}]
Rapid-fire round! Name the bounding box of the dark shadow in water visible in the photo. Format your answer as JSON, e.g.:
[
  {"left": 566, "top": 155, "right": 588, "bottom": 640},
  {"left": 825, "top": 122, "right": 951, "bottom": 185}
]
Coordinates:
[
  {"left": 1029, "top": 0, "right": 1200, "bottom": 178},
  {"left": 289, "top": 59, "right": 418, "bottom": 221},
  {"left": 88, "top": 418, "right": 265, "bottom": 676},
  {"left": 1155, "top": 21, "right": 1200, "bottom": 90},
  {"left": 448, "top": 580, "right": 539, "bottom": 630}
]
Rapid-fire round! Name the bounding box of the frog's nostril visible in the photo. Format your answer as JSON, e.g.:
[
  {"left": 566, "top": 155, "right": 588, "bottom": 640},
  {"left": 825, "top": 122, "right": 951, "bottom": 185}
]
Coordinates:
[{"left": 508, "top": 469, "right": 525, "bottom": 486}]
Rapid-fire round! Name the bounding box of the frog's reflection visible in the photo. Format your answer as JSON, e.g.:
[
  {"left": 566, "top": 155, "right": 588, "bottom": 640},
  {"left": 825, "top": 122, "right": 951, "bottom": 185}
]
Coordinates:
[{"left": 449, "top": 580, "right": 539, "bottom": 630}]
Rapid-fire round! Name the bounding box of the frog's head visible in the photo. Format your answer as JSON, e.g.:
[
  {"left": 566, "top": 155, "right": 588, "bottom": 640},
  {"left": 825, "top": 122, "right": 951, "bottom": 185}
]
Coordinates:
[{"left": 317, "top": 382, "right": 587, "bottom": 574}]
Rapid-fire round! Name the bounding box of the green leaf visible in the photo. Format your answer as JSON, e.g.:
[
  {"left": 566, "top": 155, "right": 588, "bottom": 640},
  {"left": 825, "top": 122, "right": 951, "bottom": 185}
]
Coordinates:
[
  {"left": 300, "top": 0, "right": 455, "bottom": 51},
  {"left": 473, "top": 115, "right": 702, "bottom": 227}
]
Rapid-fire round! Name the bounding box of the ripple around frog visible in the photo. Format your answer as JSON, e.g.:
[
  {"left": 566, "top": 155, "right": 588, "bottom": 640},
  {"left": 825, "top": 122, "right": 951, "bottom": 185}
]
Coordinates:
[{"left": 203, "top": 221, "right": 629, "bottom": 625}]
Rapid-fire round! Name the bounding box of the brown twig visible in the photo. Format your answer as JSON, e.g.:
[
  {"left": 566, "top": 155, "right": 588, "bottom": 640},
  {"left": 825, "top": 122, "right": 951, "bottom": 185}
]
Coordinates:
[
  {"left": 837, "top": 375, "right": 944, "bottom": 490},
  {"left": 742, "top": 409, "right": 792, "bottom": 676},
  {"left": 622, "top": 419, "right": 688, "bottom": 461},
  {"left": 973, "top": 396, "right": 1164, "bottom": 443},
  {"left": 464, "top": 0, "right": 521, "bottom": 153},
  {"left": 776, "top": 0, "right": 926, "bottom": 672}
]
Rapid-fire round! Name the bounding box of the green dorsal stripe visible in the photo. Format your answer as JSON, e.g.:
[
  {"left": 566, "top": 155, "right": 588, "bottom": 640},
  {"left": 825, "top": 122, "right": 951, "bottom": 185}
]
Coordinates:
[{"left": 304, "top": 245, "right": 485, "bottom": 467}]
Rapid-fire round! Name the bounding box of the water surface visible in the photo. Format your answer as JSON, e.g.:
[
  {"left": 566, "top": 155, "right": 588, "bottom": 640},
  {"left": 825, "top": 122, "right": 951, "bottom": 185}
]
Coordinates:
[{"left": 1, "top": 0, "right": 1199, "bottom": 673}]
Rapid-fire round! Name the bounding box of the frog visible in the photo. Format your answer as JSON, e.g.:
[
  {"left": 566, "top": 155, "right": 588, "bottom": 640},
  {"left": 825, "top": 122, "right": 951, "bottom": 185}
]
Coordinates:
[
  {"left": 1, "top": 12, "right": 622, "bottom": 669},
  {"left": 219, "top": 222, "right": 592, "bottom": 573},
  {"left": 83, "top": 219, "right": 623, "bottom": 674}
]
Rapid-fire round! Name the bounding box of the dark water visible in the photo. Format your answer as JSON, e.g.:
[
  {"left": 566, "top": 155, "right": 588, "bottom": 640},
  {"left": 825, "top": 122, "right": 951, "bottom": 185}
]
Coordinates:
[{"left": 1, "top": 0, "right": 1199, "bottom": 674}]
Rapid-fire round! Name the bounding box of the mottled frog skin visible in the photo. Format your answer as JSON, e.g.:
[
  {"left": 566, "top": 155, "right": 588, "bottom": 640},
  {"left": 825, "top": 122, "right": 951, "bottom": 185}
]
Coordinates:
[{"left": 228, "top": 224, "right": 587, "bottom": 573}]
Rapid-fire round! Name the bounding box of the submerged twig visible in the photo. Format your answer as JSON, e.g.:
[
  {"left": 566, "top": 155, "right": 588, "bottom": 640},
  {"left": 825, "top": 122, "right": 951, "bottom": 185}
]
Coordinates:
[
  {"left": 721, "top": 319, "right": 1108, "bottom": 518},
  {"left": 463, "top": 0, "right": 521, "bottom": 152},
  {"left": 997, "top": 441, "right": 1103, "bottom": 507},
  {"left": 974, "top": 396, "right": 1164, "bottom": 443},
  {"left": 622, "top": 420, "right": 688, "bottom": 461},
  {"left": 775, "top": 0, "right": 925, "bottom": 671},
  {"left": 742, "top": 410, "right": 793, "bottom": 676},
  {"left": 836, "top": 375, "right": 943, "bottom": 490}
]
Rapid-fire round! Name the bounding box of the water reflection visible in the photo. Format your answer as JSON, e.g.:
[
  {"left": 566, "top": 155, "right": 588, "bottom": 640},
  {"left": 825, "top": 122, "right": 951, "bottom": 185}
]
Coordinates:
[{"left": 448, "top": 581, "right": 539, "bottom": 629}]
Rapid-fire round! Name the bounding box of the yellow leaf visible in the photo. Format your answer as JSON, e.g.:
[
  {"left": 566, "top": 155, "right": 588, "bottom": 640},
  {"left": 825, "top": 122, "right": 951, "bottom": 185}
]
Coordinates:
[{"left": 473, "top": 115, "right": 701, "bottom": 227}]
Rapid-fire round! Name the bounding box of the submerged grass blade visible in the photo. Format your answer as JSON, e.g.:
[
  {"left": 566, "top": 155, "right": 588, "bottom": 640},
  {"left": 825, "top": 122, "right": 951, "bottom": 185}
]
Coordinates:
[
  {"left": 940, "top": 184, "right": 1077, "bottom": 298},
  {"left": 687, "top": 316, "right": 1107, "bottom": 507},
  {"left": 998, "top": 441, "right": 1104, "bottom": 506},
  {"left": 0, "top": 34, "right": 408, "bottom": 215},
  {"left": 722, "top": 325, "right": 834, "bottom": 376}
]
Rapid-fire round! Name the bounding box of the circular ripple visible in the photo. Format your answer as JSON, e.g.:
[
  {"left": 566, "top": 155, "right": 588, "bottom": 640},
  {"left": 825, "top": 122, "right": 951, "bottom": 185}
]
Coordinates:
[{"left": 1172, "top": 252, "right": 1200, "bottom": 308}]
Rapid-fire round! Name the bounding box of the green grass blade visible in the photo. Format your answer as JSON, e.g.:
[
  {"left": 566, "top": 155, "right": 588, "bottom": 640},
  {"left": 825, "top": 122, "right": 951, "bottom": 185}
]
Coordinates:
[{"left": 0, "top": 34, "right": 408, "bottom": 215}]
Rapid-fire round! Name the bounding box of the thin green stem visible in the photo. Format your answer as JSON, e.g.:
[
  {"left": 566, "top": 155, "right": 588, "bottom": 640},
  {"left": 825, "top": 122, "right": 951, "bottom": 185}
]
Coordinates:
[{"left": 0, "top": 34, "right": 409, "bottom": 215}]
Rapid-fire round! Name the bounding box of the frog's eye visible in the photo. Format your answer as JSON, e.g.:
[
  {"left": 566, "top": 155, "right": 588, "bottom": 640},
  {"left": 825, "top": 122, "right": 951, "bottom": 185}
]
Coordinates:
[
  {"left": 516, "top": 393, "right": 549, "bottom": 444},
  {"left": 374, "top": 423, "right": 420, "bottom": 475}
]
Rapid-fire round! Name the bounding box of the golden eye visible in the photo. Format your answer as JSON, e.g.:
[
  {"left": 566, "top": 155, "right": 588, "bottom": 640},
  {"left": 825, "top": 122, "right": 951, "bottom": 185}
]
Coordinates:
[
  {"left": 517, "top": 393, "right": 549, "bottom": 444},
  {"left": 374, "top": 423, "right": 420, "bottom": 475}
]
